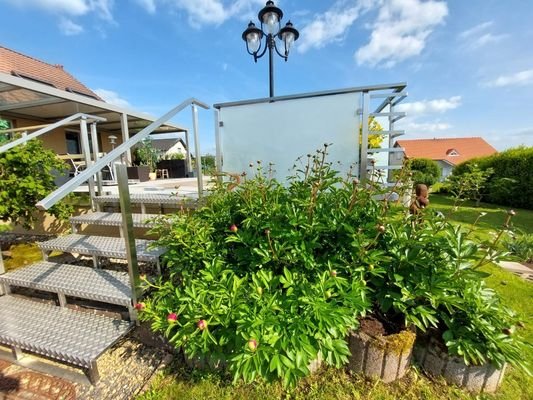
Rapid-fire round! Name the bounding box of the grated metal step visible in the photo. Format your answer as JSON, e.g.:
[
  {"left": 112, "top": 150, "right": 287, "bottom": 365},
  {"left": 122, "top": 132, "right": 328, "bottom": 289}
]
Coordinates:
[
  {"left": 38, "top": 234, "right": 165, "bottom": 262},
  {"left": 0, "top": 261, "right": 132, "bottom": 307},
  {"left": 70, "top": 211, "right": 160, "bottom": 229},
  {"left": 93, "top": 193, "right": 185, "bottom": 205},
  {"left": 0, "top": 295, "right": 132, "bottom": 382}
]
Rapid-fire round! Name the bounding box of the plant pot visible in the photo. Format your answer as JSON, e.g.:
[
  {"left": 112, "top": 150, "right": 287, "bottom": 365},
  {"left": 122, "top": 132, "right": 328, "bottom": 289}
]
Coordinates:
[
  {"left": 414, "top": 336, "right": 506, "bottom": 393},
  {"left": 347, "top": 319, "right": 415, "bottom": 382},
  {"left": 127, "top": 166, "right": 150, "bottom": 182},
  {"left": 149, "top": 172, "right": 157, "bottom": 181}
]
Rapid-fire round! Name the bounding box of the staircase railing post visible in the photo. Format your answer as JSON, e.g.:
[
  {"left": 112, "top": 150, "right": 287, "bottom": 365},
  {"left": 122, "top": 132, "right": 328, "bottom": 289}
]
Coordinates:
[
  {"left": 116, "top": 164, "right": 141, "bottom": 305},
  {"left": 79, "top": 117, "right": 96, "bottom": 210},
  {"left": 90, "top": 122, "right": 104, "bottom": 196}
]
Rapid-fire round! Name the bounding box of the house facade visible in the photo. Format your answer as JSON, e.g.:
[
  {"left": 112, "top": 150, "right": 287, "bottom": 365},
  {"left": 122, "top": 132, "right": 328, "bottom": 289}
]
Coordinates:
[
  {"left": 393, "top": 137, "right": 498, "bottom": 180},
  {"left": 0, "top": 45, "right": 188, "bottom": 165}
]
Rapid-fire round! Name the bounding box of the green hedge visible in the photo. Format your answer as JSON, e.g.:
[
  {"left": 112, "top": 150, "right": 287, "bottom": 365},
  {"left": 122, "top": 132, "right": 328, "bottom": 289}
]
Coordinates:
[{"left": 453, "top": 146, "right": 533, "bottom": 209}]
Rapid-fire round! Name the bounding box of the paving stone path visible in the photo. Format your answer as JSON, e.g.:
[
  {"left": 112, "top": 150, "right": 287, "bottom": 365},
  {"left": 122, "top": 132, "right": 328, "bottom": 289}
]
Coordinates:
[{"left": 498, "top": 261, "right": 533, "bottom": 282}]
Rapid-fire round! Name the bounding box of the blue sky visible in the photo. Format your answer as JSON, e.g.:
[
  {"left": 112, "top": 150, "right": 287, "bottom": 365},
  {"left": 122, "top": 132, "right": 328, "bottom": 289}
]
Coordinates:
[{"left": 1, "top": 0, "right": 532, "bottom": 153}]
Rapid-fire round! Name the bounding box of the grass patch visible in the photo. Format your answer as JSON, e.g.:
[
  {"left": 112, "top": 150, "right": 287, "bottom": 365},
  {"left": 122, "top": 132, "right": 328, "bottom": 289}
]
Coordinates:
[{"left": 137, "top": 195, "right": 533, "bottom": 400}]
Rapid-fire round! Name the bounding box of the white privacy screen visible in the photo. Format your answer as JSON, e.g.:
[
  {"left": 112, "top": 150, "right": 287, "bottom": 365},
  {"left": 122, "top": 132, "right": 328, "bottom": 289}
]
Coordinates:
[{"left": 218, "top": 92, "right": 361, "bottom": 181}]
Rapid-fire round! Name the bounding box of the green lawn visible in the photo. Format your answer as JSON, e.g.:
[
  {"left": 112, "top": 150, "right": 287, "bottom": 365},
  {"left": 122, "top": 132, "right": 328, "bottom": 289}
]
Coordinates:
[{"left": 137, "top": 195, "right": 533, "bottom": 400}]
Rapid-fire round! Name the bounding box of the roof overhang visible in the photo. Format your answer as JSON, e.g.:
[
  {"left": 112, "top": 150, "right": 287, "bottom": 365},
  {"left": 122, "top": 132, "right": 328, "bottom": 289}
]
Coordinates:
[{"left": 0, "top": 72, "right": 187, "bottom": 135}]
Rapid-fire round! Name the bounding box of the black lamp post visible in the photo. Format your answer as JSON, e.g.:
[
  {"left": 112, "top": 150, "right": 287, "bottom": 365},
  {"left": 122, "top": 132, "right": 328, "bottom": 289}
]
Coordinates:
[{"left": 242, "top": 1, "right": 299, "bottom": 98}]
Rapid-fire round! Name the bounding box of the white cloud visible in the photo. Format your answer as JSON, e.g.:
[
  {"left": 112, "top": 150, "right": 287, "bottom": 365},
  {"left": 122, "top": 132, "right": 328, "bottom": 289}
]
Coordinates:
[
  {"left": 93, "top": 89, "right": 131, "bottom": 108},
  {"left": 89, "top": 0, "right": 114, "bottom": 22},
  {"left": 458, "top": 21, "right": 507, "bottom": 49},
  {"left": 135, "top": 0, "right": 156, "bottom": 14},
  {"left": 485, "top": 69, "right": 533, "bottom": 88},
  {"left": 355, "top": 0, "right": 448, "bottom": 68},
  {"left": 1, "top": 0, "right": 115, "bottom": 32},
  {"left": 397, "top": 96, "right": 462, "bottom": 114},
  {"left": 404, "top": 121, "right": 451, "bottom": 132},
  {"left": 459, "top": 21, "right": 493, "bottom": 39},
  {"left": 161, "top": 0, "right": 264, "bottom": 28},
  {"left": 59, "top": 18, "right": 84, "bottom": 35},
  {"left": 296, "top": 1, "right": 374, "bottom": 53},
  {"left": 1, "top": 0, "right": 90, "bottom": 15}
]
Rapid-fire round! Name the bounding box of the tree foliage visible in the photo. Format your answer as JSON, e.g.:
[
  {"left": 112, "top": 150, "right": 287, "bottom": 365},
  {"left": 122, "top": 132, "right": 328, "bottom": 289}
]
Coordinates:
[
  {"left": 405, "top": 158, "right": 441, "bottom": 187},
  {"left": 453, "top": 146, "right": 533, "bottom": 209},
  {"left": 359, "top": 117, "right": 384, "bottom": 149},
  {"left": 0, "top": 139, "right": 73, "bottom": 229},
  {"left": 446, "top": 163, "right": 493, "bottom": 206}
]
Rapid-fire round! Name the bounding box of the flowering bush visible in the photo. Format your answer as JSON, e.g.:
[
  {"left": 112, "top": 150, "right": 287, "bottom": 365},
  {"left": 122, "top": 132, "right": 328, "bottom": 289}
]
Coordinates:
[
  {"left": 141, "top": 146, "right": 385, "bottom": 386},
  {"left": 140, "top": 145, "right": 530, "bottom": 386}
]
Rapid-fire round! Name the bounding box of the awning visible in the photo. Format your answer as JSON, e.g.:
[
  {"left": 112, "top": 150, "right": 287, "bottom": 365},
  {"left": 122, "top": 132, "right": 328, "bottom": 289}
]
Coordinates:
[{"left": 0, "top": 72, "right": 187, "bottom": 136}]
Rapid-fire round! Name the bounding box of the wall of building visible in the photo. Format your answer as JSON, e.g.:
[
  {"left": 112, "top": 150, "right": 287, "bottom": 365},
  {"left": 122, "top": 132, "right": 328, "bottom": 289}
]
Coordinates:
[{"left": 437, "top": 160, "right": 453, "bottom": 181}]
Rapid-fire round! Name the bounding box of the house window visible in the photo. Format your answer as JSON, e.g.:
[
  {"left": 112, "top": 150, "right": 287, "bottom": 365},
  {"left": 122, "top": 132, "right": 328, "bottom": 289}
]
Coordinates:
[
  {"left": 66, "top": 131, "right": 81, "bottom": 154},
  {"left": 446, "top": 148, "right": 459, "bottom": 156}
]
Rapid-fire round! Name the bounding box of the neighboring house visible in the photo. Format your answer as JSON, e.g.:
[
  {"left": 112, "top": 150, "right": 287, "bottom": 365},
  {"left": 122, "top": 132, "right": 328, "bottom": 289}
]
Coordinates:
[
  {"left": 393, "top": 137, "right": 498, "bottom": 180},
  {"left": 150, "top": 133, "right": 188, "bottom": 159},
  {"left": 0, "top": 45, "right": 187, "bottom": 160}
]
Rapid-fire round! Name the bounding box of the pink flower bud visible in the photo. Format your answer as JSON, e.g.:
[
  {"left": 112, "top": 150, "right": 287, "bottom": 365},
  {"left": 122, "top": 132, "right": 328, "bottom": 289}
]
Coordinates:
[
  {"left": 197, "top": 320, "right": 207, "bottom": 331},
  {"left": 134, "top": 302, "right": 145, "bottom": 311},
  {"left": 167, "top": 313, "right": 178, "bottom": 323},
  {"left": 229, "top": 224, "right": 238, "bottom": 233},
  {"left": 248, "top": 339, "right": 258, "bottom": 351}
]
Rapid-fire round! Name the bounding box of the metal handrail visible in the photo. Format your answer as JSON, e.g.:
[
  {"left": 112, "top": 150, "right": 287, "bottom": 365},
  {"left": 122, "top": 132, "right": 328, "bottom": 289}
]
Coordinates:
[
  {"left": 0, "top": 113, "right": 107, "bottom": 154},
  {"left": 36, "top": 98, "right": 210, "bottom": 210}
]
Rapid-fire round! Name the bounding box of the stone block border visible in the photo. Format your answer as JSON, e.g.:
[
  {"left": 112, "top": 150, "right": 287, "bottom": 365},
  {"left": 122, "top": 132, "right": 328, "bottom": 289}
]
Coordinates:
[
  {"left": 413, "top": 336, "right": 506, "bottom": 393},
  {"left": 347, "top": 329, "right": 415, "bottom": 383}
]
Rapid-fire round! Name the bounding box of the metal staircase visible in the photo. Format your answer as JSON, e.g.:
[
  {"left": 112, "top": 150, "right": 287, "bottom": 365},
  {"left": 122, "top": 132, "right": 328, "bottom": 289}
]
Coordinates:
[{"left": 0, "top": 99, "right": 209, "bottom": 384}]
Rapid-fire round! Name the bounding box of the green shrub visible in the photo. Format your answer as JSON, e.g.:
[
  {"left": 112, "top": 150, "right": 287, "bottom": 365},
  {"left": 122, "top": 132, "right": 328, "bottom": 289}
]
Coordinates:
[
  {"left": 446, "top": 163, "right": 493, "bottom": 206},
  {"left": 375, "top": 213, "right": 530, "bottom": 371},
  {"left": 405, "top": 158, "right": 441, "bottom": 187},
  {"left": 505, "top": 230, "right": 533, "bottom": 263},
  {"left": 139, "top": 147, "right": 530, "bottom": 387},
  {"left": 453, "top": 147, "right": 533, "bottom": 209},
  {"left": 0, "top": 139, "right": 72, "bottom": 229}
]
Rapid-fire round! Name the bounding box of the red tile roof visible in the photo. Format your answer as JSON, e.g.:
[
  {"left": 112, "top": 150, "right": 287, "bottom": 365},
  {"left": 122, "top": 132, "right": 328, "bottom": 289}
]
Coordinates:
[
  {"left": 0, "top": 46, "right": 101, "bottom": 100},
  {"left": 395, "top": 137, "right": 497, "bottom": 166}
]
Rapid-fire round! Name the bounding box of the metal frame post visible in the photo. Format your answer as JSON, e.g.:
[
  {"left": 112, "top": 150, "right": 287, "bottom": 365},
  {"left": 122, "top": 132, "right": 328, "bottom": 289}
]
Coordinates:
[
  {"left": 90, "top": 123, "right": 103, "bottom": 195},
  {"left": 120, "top": 113, "right": 132, "bottom": 165},
  {"left": 388, "top": 102, "right": 395, "bottom": 182},
  {"left": 79, "top": 117, "right": 96, "bottom": 210},
  {"left": 116, "top": 164, "right": 141, "bottom": 304},
  {"left": 214, "top": 109, "right": 222, "bottom": 175},
  {"left": 360, "top": 91, "right": 370, "bottom": 182},
  {"left": 191, "top": 105, "right": 203, "bottom": 198}
]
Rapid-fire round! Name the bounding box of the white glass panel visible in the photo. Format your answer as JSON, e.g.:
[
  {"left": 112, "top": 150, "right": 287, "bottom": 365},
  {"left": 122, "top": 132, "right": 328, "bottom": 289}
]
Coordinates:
[{"left": 219, "top": 92, "right": 360, "bottom": 181}]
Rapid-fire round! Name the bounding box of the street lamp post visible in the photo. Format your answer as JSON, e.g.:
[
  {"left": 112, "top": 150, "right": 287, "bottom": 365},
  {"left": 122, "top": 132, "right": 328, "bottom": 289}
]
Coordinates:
[{"left": 242, "top": 1, "right": 299, "bottom": 98}]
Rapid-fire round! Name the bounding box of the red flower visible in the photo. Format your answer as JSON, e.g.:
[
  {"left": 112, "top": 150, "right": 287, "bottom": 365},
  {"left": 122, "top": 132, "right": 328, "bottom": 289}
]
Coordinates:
[
  {"left": 229, "top": 224, "right": 238, "bottom": 233},
  {"left": 134, "top": 302, "right": 145, "bottom": 311}
]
